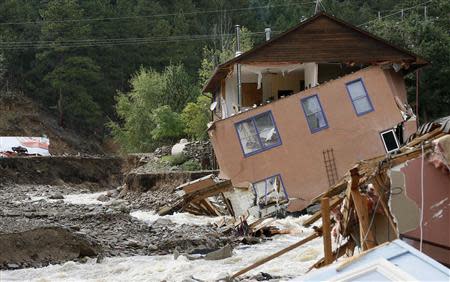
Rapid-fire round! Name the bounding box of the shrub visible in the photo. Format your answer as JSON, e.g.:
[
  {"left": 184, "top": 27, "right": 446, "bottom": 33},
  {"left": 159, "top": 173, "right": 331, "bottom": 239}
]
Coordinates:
[{"left": 181, "top": 159, "right": 202, "bottom": 171}]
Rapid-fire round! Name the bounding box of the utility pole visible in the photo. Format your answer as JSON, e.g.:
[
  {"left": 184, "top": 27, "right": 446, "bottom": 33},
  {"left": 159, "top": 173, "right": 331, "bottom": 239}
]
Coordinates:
[
  {"left": 424, "top": 6, "right": 428, "bottom": 21},
  {"left": 235, "top": 25, "right": 242, "bottom": 109},
  {"left": 416, "top": 70, "right": 420, "bottom": 128},
  {"left": 315, "top": 0, "right": 321, "bottom": 14}
]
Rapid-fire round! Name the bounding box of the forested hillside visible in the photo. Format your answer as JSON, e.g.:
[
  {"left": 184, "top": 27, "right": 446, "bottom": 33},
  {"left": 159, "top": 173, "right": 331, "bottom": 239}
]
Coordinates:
[{"left": 0, "top": 0, "right": 448, "bottom": 152}]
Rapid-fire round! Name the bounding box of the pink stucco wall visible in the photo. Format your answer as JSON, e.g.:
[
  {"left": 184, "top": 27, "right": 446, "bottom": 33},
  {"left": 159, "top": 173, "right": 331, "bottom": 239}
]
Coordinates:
[
  {"left": 209, "top": 66, "right": 410, "bottom": 211},
  {"left": 401, "top": 158, "right": 450, "bottom": 266}
]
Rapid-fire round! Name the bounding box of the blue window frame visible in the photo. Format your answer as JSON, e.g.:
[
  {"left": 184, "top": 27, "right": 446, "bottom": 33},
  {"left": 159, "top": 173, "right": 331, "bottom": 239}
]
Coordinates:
[
  {"left": 253, "top": 174, "right": 288, "bottom": 206},
  {"left": 300, "top": 94, "right": 329, "bottom": 133},
  {"left": 235, "top": 111, "right": 282, "bottom": 157},
  {"left": 346, "top": 78, "right": 374, "bottom": 116}
]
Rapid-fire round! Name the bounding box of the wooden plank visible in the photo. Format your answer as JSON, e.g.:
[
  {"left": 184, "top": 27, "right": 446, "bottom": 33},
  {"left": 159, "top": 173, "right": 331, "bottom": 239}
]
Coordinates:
[
  {"left": 184, "top": 202, "right": 205, "bottom": 215},
  {"left": 308, "top": 239, "right": 356, "bottom": 271},
  {"left": 402, "top": 128, "right": 442, "bottom": 148},
  {"left": 371, "top": 175, "right": 398, "bottom": 238},
  {"left": 303, "top": 196, "right": 344, "bottom": 227},
  {"left": 202, "top": 198, "right": 221, "bottom": 216},
  {"left": 321, "top": 197, "right": 333, "bottom": 266},
  {"left": 230, "top": 231, "right": 320, "bottom": 279},
  {"left": 349, "top": 168, "right": 376, "bottom": 251},
  {"left": 197, "top": 200, "right": 215, "bottom": 216},
  {"left": 184, "top": 181, "right": 233, "bottom": 204},
  {"left": 310, "top": 179, "right": 348, "bottom": 204},
  {"left": 178, "top": 174, "right": 217, "bottom": 194},
  {"left": 340, "top": 182, "right": 354, "bottom": 236},
  {"left": 221, "top": 192, "right": 235, "bottom": 217},
  {"left": 183, "top": 204, "right": 204, "bottom": 216}
]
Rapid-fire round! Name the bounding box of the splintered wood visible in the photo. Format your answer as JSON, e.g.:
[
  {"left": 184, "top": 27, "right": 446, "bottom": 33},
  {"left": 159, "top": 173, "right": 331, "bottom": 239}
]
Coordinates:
[
  {"left": 158, "top": 174, "right": 233, "bottom": 216},
  {"left": 303, "top": 125, "right": 448, "bottom": 271}
]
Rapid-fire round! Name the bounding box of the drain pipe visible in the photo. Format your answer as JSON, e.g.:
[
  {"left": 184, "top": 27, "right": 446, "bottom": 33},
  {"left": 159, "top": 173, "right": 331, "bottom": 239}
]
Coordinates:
[
  {"left": 265, "top": 27, "right": 271, "bottom": 41},
  {"left": 235, "top": 25, "right": 242, "bottom": 109}
]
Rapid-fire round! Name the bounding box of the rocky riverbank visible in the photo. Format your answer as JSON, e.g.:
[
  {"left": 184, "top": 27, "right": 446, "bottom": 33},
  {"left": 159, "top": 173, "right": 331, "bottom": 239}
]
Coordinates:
[{"left": 0, "top": 180, "right": 233, "bottom": 270}]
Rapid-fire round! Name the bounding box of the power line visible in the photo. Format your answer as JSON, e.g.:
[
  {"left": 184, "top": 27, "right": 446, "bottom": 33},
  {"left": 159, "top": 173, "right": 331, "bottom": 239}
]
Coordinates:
[
  {"left": 0, "top": 31, "right": 281, "bottom": 50},
  {"left": 0, "top": 1, "right": 316, "bottom": 26},
  {"left": 358, "top": 0, "right": 434, "bottom": 27}
]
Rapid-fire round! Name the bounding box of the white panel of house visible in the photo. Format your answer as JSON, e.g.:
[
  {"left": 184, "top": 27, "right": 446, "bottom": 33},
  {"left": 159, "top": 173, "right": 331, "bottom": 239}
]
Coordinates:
[
  {"left": 304, "top": 62, "right": 318, "bottom": 88},
  {"left": 225, "top": 75, "right": 238, "bottom": 117}
]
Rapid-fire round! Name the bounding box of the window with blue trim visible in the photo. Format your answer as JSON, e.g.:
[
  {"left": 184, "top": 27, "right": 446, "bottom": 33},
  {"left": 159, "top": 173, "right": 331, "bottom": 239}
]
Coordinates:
[
  {"left": 301, "top": 94, "right": 328, "bottom": 133},
  {"left": 235, "top": 111, "right": 281, "bottom": 156},
  {"left": 253, "top": 174, "right": 288, "bottom": 207},
  {"left": 346, "top": 79, "right": 374, "bottom": 116}
]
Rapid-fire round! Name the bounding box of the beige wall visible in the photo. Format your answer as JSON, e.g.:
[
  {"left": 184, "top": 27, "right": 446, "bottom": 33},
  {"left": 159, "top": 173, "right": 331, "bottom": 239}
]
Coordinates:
[
  {"left": 262, "top": 72, "right": 304, "bottom": 101},
  {"left": 209, "top": 66, "right": 411, "bottom": 211}
]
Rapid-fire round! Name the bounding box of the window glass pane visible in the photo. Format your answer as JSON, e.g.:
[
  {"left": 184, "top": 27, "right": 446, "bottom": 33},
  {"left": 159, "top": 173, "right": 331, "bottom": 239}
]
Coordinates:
[
  {"left": 265, "top": 176, "right": 287, "bottom": 204},
  {"left": 381, "top": 130, "right": 399, "bottom": 152},
  {"left": 254, "top": 113, "right": 280, "bottom": 148},
  {"left": 306, "top": 111, "right": 327, "bottom": 130},
  {"left": 237, "top": 120, "right": 262, "bottom": 154},
  {"left": 353, "top": 97, "right": 372, "bottom": 114},
  {"left": 253, "top": 180, "right": 266, "bottom": 199},
  {"left": 302, "top": 96, "right": 327, "bottom": 131},
  {"left": 347, "top": 80, "right": 367, "bottom": 100},
  {"left": 302, "top": 96, "right": 321, "bottom": 115}
]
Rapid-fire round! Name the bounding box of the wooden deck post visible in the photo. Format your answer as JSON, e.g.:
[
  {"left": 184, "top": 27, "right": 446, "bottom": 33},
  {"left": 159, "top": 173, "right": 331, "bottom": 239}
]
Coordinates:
[
  {"left": 349, "top": 167, "right": 376, "bottom": 251},
  {"left": 321, "top": 197, "right": 333, "bottom": 265}
]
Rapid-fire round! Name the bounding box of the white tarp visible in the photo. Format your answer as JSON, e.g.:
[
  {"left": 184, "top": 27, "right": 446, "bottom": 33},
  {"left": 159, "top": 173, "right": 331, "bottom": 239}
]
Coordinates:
[{"left": 0, "top": 137, "right": 50, "bottom": 156}]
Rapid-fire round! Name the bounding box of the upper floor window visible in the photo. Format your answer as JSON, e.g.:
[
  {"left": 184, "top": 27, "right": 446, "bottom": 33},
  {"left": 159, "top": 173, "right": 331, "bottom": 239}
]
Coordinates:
[
  {"left": 235, "top": 111, "right": 281, "bottom": 157},
  {"left": 301, "top": 94, "right": 329, "bottom": 133},
  {"left": 346, "top": 79, "right": 374, "bottom": 116}
]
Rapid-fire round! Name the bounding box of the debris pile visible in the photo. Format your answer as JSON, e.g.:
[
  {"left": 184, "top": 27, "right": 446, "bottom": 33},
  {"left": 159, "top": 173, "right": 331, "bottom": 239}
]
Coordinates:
[
  {"left": 160, "top": 173, "right": 292, "bottom": 242},
  {"left": 182, "top": 140, "right": 215, "bottom": 169},
  {"left": 303, "top": 117, "right": 450, "bottom": 269}
]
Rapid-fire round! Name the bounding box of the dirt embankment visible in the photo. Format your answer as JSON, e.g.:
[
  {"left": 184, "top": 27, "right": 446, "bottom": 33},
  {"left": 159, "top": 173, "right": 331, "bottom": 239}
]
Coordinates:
[
  {"left": 0, "top": 156, "right": 124, "bottom": 187},
  {"left": 0, "top": 93, "right": 107, "bottom": 155}
]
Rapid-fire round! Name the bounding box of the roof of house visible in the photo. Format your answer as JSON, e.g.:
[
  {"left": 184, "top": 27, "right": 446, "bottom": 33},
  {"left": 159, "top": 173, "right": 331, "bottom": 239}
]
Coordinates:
[
  {"left": 203, "top": 12, "right": 428, "bottom": 93},
  {"left": 292, "top": 239, "right": 449, "bottom": 281}
]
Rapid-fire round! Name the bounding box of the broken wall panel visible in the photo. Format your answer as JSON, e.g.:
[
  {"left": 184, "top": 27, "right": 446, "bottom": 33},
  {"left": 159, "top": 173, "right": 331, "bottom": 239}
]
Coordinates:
[{"left": 399, "top": 156, "right": 450, "bottom": 266}]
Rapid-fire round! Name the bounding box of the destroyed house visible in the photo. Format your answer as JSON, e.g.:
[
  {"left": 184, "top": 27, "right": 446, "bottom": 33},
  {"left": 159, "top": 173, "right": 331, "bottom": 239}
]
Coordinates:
[{"left": 204, "top": 12, "right": 428, "bottom": 211}]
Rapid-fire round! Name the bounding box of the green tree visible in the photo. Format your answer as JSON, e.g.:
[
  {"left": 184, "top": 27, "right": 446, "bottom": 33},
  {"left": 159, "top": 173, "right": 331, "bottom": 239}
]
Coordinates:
[
  {"left": 44, "top": 56, "right": 103, "bottom": 128},
  {"left": 151, "top": 105, "right": 185, "bottom": 142},
  {"left": 181, "top": 95, "right": 211, "bottom": 140},
  {"left": 199, "top": 26, "right": 254, "bottom": 87},
  {"left": 367, "top": 0, "right": 450, "bottom": 121},
  {"left": 161, "top": 64, "right": 198, "bottom": 113},
  {"left": 109, "top": 67, "right": 165, "bottom": 152}
]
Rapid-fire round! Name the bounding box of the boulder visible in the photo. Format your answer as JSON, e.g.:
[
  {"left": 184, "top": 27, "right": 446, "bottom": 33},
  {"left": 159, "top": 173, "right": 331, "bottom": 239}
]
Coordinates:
[
  {"left": 0, "top": 227, "right": 100, "bottom": 269},
  {"left": 204, "top": 244, "right": 233, "bottom": 260},
  {"left": 49, "top": 192, "right": 64, "bottom": 200}
]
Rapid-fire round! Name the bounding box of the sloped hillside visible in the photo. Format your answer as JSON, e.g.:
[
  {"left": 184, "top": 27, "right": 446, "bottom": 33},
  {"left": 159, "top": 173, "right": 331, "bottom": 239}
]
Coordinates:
[{"left": 0, "top": 92, "right": 106, "bottom": 155}]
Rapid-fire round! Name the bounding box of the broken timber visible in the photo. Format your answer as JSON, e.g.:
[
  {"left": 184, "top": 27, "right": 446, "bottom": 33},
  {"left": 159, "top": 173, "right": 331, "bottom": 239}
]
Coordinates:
[
  {"left": 302, "top": 119, "right": 449, "bottom": 270},
  {"left": 159, "top": 174, "right": 233, "bottom": 216},
  {"left": 230, "top": 229, "right": 321, "bottom": 279}
]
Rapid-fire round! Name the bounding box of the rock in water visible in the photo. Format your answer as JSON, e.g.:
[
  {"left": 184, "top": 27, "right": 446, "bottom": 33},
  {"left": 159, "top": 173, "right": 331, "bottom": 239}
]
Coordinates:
[
  {"left": 96, "top": 194, "right": 109, "bottom": 202},
  {"left": 204, "top": 244, "right": 233, "bottom": 260},
  {"left": 49, "top": 193, "right": 64, "bottom": 199}
]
